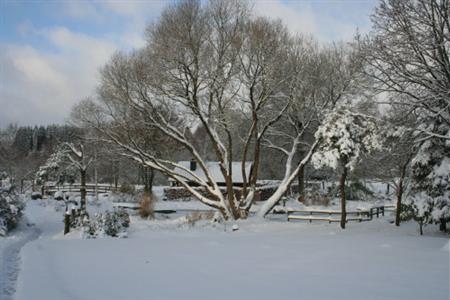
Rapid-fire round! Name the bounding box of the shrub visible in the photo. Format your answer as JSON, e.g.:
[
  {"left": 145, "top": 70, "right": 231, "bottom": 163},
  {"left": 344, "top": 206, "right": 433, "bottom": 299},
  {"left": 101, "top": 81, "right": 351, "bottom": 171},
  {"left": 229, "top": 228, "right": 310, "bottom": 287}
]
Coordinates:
[
  {"left": 139, "top": 192, "right": 154, "bottom": 219},
  {"left": 82, "top": 210, "right": 130, "bottom": 238},
  {"left": 0, "top": 191, "right": 25, "bottom": 236},
  {"left": 326, "top": 181, "right": 374, "bottom": 201},
  {"left": 303, "top": 187, "right": 330, "bottom": 206},
  {"left": 31, "top": 192, "right": 42, "bottom": 200},
  {"left": 119, "top": 182, "right": 135, "bottom": 194},
  {"left": 345, "top": 181, "right": 374, "bottom": 200},
  {"left": 186, "top": 211, "right": 215, "bottom": 226}
]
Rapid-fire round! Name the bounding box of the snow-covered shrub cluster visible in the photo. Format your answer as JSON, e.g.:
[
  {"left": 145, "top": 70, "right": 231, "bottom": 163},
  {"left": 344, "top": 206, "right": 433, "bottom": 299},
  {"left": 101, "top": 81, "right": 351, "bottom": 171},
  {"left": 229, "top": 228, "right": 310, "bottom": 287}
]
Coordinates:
[
  {"left": 118, "top": 182, "right": 135, "bottom": 194},
  {"left": 186, "top": 211, "right": 215, "bottom": 227},
  {"left": 0, "top": 189, "right": 25, "bottom": 236},
  {"left": 82, "top": 209, "right": 130, "bottom": 238},
  {"left": 0, "top": 172, "right": 14, "bottom": 193},
  {"left": 312, "top": 109, "right": 382, "bottom": 171},
  {"left": 109, "top": 192, "right": 138, "bottom": 203}
]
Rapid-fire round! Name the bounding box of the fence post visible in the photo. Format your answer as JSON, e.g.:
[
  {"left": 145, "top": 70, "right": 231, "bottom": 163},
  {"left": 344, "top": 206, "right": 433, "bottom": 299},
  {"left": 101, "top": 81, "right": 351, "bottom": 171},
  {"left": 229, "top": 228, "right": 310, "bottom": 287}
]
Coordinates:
[{"left": 64, "top": 211, "right": 70, "bottom": 235}]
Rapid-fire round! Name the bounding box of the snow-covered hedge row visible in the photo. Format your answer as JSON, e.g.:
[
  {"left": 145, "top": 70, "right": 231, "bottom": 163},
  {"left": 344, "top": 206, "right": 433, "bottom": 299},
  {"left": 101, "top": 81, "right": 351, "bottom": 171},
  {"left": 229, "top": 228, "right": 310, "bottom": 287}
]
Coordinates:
[
  {"left": 0, "top": 191, "right": 25, "bottom": 236},
  {"left": 82, "top": 209, "right": 130, "bottom": 238}
]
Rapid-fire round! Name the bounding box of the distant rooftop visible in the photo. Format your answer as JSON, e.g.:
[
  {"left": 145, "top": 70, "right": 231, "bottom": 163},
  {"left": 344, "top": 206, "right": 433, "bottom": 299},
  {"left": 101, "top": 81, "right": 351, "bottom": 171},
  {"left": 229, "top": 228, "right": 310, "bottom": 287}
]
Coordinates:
[{"left": 170, "top": 161, "right": 253, "bottom": 185}]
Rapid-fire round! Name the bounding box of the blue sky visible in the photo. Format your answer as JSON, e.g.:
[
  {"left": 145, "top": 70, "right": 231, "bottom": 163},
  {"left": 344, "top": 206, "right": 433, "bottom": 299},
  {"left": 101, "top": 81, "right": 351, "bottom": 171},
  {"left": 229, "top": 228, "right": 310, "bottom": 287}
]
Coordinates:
[{"left": 0, "top": 0, "right": 378, "bottom": 127}]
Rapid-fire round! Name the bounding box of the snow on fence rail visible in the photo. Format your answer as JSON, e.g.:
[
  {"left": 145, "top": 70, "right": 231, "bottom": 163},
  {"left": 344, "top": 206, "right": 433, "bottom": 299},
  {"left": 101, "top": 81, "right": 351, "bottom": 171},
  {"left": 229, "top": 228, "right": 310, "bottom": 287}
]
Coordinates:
[
  {"left": 287, "top": 205, "right": 392, "bottom": 223},
  {"left": 43, "top": 183, "right": 119, "bottom": 195}
]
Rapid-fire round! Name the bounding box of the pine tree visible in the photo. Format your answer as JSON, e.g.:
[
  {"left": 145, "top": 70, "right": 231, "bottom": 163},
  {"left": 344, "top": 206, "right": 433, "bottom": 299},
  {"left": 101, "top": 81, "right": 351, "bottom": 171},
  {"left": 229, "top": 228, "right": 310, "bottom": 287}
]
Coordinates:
[
  {"left": 409, "top": 120, "right": 450, "bottom": 233},
  {"left": 312, "top": 109, "right": 381, "bottom": 229}
]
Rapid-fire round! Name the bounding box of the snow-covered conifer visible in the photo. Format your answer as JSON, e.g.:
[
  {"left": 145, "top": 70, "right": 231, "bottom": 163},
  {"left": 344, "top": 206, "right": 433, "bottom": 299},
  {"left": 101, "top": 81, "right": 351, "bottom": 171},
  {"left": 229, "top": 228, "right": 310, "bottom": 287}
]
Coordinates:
[
  {"left": 312, "top": 109, "right": 381, "bottom": 228},
  {"left": 409, "top": 123, "right": 450, "bottom": 233},
  {"left": 0, "top": 175, "right": 25, "bottom": 236}
]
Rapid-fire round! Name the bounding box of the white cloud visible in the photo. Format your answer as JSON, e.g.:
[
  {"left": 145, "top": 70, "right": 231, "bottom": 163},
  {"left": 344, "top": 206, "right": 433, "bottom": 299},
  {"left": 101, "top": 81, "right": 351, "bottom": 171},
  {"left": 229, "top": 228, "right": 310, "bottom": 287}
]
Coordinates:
[
  {"left": 98, "top": 1, "right": 160, "bottom": 17},
  {"left": 0, "top": 1, "right": 374, "bottom": 127},
  {"left": 253, "top": 1, "right": 318, "bottom": 37},
  {"left": 0, "top": 27, "right": 118, "bottom": 127},
  {"left": 252, "top": 0, "right": 371, "bottom": 42},
  {"left": 0, "top": 0, "right": 167, "bottom": 127},
  {"left": 62, "top": 1, "right": 104, "bottom": 21}
]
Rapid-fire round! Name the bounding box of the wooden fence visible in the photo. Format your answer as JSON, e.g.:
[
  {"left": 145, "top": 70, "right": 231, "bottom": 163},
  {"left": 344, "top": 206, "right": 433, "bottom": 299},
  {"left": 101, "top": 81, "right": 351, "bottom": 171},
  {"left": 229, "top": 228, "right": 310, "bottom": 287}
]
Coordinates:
[
  {"left": 287, "top": 205, "right": 393, "bottom": 223},
  {"left": 43, "top": 183, "right": 119, "bottom": 195}
]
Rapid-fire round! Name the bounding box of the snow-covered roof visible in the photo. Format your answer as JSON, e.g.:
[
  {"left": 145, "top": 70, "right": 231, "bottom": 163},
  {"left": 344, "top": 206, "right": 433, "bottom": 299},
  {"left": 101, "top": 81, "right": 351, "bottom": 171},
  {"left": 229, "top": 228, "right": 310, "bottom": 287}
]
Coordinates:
[{"left": 170, "top": 161, "right": 253, "bottom": 184}]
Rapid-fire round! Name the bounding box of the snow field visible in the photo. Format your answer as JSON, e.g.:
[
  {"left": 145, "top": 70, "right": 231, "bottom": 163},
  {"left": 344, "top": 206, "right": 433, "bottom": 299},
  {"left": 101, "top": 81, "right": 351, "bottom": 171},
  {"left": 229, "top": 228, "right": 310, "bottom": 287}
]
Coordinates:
[{"left": 11, "top": 200, "right": 450, "bottom": 300}]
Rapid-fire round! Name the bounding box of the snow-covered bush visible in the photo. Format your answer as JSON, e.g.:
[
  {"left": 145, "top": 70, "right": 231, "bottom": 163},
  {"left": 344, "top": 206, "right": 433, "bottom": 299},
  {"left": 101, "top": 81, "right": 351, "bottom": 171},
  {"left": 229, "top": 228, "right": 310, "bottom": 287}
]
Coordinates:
[
  {"left": 0, "top": 190, "right": 25, "bottom": 236},
  {"left": 36, "top": 148, "right": 77, "bottom": 185},
  {"left": 82, "top": 209, "right": 130, "bottom": 238},
  {"left": 119, "top": 182, "right": 135, "bottom": 194},
  {"left": 312, "top": 109, "right": 382, "bottom": 171},
  {"left": 109, "top": 192, "right": 138, "bottom": 203},
  {"left": 408, "top": 126, "right": 450, "bottom": 233},
  {"left": 0, "top": 174, "right": 14, "bottom": 193},
  {"left": 31, "top": 192, "right": 42, "bottom": 200},
  {"left": 186, "top": 211, "right": 215, "bottom": 227},
  {"left": 344, "top": 181, "right": 374, "bottom": 200}
]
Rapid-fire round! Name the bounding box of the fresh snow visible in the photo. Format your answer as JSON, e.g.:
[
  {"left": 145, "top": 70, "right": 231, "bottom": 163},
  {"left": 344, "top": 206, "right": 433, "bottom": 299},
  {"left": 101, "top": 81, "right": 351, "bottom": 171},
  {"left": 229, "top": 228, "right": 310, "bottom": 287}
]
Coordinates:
[{"left": 0, "top": 196, "right": 447, "bottom": 300}]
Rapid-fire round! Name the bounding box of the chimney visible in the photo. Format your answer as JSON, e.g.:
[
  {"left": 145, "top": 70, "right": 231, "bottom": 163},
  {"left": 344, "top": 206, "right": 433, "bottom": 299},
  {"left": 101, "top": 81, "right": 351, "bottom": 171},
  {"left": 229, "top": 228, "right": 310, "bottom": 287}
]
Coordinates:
[{"left": 190, "top": 159, "right": 197, "bottom": 171}]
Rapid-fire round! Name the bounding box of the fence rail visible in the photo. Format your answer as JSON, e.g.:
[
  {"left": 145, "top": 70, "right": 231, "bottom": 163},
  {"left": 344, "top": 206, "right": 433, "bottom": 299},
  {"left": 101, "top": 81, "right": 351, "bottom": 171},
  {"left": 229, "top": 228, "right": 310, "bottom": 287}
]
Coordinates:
[
  {"left": 43, "top": 183, "right": 119, "bottom": 195},
  {"left": 287, "top": 205, "right": 391, "bottom": 223}
]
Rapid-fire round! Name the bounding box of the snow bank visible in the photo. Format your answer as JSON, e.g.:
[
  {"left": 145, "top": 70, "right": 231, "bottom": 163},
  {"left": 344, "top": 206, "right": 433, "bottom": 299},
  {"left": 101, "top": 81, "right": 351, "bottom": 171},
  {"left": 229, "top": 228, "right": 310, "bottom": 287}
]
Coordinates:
[{"left": 14, "top": 202, "right": 450, "bottom": 300}]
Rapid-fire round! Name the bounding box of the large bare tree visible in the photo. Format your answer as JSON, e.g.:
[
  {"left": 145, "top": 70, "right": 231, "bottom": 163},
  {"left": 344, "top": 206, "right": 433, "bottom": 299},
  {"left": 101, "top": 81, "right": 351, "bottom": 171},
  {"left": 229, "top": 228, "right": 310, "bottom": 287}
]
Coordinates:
[
  {"left": 76, "top": 0, "right": 296, "bottom": 220},
  {"left": 257, "top": 42, "right": 366, "bottom": 217},
  {"left": 359, "top": 0, "right": 450, "bottom": 137}
]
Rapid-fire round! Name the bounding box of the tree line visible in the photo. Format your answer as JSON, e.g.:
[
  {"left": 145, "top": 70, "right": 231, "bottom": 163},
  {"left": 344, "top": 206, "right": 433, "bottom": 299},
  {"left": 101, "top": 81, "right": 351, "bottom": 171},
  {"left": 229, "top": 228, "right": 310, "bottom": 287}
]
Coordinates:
[{"left": 3, "top": 0, "right": 449, "bottom": 231}]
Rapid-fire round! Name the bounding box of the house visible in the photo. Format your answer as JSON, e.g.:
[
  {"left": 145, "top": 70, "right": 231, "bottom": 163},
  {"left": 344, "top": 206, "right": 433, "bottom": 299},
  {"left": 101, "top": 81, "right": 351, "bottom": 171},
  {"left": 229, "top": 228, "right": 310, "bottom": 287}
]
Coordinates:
[{"left": 169, "top": 160, "right": 253, "bottom": 187}]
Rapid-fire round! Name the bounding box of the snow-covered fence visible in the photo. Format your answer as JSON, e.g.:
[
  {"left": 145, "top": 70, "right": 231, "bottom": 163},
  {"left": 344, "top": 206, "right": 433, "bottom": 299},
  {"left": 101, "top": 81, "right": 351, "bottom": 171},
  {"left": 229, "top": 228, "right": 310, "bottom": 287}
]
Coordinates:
[
  {"left": 43, "top": 183, "right": 119, "bottom": 195},
  {"left": 287, "top": 209, "right": 371, "bottom": 223},
  {"left": 286, "top": 205, "right": 392, "bottom": 223}
]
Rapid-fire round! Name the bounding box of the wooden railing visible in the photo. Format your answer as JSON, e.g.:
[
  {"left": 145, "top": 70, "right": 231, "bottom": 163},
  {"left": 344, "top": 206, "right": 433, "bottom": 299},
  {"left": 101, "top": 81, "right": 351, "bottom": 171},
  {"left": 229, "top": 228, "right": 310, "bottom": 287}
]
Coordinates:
[
  {"left": 287, "top": 205, "right": 393, "bottom": 223},
  {"left": 43, "top": 183, "right": 119, "bottom": 195}
]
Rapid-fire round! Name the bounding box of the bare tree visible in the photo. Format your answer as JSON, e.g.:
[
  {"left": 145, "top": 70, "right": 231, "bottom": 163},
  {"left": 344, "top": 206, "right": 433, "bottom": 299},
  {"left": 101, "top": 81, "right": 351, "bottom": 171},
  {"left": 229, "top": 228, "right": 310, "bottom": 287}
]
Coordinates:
[
  {"left": 359, "top": 0, "right": 450, "bottom": 137},
  {"left": 257, "top": 42, "right": 365, "bottom": 217},
  {"left": 237, "top": 17, "right": 293, "bottom": 211},
  {"left": 75, "top": 0, "right": 295, "bottom": 220},
  {"left": 64, "top": 143, "right": 92, "bottom": 209}
]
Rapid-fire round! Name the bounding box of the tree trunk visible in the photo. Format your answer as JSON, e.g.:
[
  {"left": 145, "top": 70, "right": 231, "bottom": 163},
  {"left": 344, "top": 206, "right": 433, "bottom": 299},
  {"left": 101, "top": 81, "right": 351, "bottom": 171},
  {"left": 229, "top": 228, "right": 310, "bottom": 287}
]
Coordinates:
[
  {"left": 64, "top": 212, "right": 70, "bottom": 235},
  {"left": 297, "top": 164, "right": 305, "bottom": 202},
  {"left": 419, "top": 218, "right": 423, "bottom": 235},
  {"left": 340, "top": 166, "right": 347, "bottom": 229},
  {"left": 395, "top": 183, "right": 403, "bottom": 226},
  {"left": 439, "top": 219, "right": 447, "bottom": 232},
  {"left": 112, "top": 160, "right": 119, "bottom": 190},
  {"left": 395, "top": 181, "right": 403, "bottom": 226},
  {"left": 94, "top": 161, "right": 98, "bottom": 203},
  {"left": 257, "top": 140, "right": 319, "bottom": 218},
  {"left": 80, "top": 169, "right": 87, "bottom": 210},
  {"left": 396, "top": 162, "right": 409, "bottom": 226},
  {"left": 144, "top": 167, "right": 155, "bottom": 194},
  {"left": 226, "top": 183, "right": 240, "bottom": 220}
]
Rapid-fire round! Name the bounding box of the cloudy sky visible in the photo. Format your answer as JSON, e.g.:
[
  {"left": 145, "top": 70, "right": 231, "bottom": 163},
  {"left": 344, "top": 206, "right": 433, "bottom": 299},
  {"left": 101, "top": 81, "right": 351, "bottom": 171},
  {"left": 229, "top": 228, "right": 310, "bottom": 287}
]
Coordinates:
[{"left": 0, "top": 0, "right": 377, "bottom": 127}]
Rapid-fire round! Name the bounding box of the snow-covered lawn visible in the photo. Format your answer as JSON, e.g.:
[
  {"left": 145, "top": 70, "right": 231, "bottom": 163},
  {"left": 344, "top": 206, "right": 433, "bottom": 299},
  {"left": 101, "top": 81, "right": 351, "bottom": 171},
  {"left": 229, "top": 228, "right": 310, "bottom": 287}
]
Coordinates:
[{"left": 1, "top": 197, "right": 448, "bottom": 300}]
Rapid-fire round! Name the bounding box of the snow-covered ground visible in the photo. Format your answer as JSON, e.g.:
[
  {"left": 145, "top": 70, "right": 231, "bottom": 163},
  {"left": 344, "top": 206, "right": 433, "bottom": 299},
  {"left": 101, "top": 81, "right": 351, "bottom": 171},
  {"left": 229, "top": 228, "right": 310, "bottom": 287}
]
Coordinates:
[{"left": 1, "top": 195, "right": 449, "bottom": 300}]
